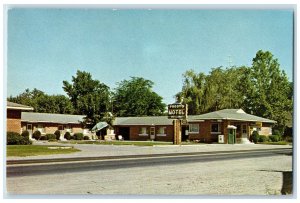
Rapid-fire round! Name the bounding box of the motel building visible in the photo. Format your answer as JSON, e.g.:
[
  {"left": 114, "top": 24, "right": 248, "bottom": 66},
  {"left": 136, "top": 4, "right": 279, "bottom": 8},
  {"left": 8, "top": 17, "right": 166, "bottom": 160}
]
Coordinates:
[
  {"left": 113, "top": 109, "right": 276, "bottom": 144},
  {"left": 7, "top": 102, "right": 276, "bottom": 144}
]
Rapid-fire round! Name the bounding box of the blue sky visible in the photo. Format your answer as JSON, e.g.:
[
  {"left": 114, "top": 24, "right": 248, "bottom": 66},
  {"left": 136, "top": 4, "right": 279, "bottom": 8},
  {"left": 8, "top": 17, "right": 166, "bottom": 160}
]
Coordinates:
[{"left": 7, "top": 8, "right": 294, "bottom": 105}]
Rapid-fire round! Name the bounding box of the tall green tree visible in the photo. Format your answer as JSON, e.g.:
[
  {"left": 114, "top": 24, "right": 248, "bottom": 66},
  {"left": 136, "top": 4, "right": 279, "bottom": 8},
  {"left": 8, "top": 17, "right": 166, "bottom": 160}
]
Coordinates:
[
  {"left": 246, "top": 50, "right": 292, "bottom": 134},
  {"left": 175, "top": 69, "right": 206, "bottom": 115},
  {"left": 63, "top": 70, "right": 110, "bottom": 128},
  {"left": 113, "top": 77, "right": 166, "bottom": 116},
  {"left": 8, "top": 88, "right": 74, "bottom": 114},
  {"left": 177, "top": 66, "right": 251, "bottom": 114}
]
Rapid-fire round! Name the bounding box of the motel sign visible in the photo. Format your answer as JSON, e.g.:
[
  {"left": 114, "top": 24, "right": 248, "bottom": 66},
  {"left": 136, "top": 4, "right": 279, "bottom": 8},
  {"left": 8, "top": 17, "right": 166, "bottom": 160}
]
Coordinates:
[{"left": 168, "top": 103, "right": 188, "bottom": 119}]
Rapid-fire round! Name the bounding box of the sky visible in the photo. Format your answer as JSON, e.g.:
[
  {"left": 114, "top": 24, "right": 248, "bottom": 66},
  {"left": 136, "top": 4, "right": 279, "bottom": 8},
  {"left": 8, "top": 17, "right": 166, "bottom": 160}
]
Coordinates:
[{"left": 6, "top": 7, "right": 294, "bottom": 105}]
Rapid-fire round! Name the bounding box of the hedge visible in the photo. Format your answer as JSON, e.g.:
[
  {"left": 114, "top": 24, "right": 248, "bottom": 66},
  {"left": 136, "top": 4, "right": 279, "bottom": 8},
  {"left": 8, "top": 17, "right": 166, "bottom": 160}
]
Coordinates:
[
  {"left": 83, "top": 135, "right": 90, "bottom": 140},
  {"left": 258, "top": 135, "right": 269, "bottom": 143},
  {"left": 54, "top": 130, "right": 61, "bottom": 140},
  {"left": 74, "top": 133, "right": 84, "bottom": 140},
  {"left": 7, "top": 131, "right": 32, "bottom": 145},
  {"left": 64, "top": 132, "right": 71, "bottom": 140},
  {"left": 32, "top": 130, "right": 42, "bottom": 140},
  {"left": 46, "top": 134, "right": 56, "bottom": 140}
]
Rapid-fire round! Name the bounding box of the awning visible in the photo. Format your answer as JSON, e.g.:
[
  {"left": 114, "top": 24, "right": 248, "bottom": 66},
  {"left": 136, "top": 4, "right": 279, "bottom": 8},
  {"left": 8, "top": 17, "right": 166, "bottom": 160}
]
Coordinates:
[
  {"left": 92, "top": 122, "right": 108, "bottom": 132},
  {"left": 227, "top": 125, "right": 237, "bottom": 129}
]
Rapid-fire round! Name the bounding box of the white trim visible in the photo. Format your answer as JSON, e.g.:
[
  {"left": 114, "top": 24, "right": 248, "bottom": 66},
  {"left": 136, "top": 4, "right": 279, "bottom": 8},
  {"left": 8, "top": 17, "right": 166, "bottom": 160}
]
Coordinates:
[
  {"left": 7, "top": 106, "right": 34, "bottom": 110},
  {"left": 156, "top": 134, "right": 166, "bottom": 136},
  {"left": 138, "top": 134, "right": 149, "bottom": 136}
]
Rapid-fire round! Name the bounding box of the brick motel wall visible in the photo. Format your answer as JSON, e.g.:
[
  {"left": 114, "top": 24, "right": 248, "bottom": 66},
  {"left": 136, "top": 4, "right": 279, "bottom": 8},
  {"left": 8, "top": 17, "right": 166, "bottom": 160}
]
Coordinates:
[
  {"left": 115, "top": 125, "right": 174, "bottom": 142},
  {"left": 7, "top": 109, "right": 22, "bottom": 133},
  {"left": 21, "top": 122, "right": 83, "bottom": 134}
]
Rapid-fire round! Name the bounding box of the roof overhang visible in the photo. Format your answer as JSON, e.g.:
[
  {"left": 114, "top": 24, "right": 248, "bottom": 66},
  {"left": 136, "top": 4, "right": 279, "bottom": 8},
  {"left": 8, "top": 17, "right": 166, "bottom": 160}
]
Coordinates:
[{"left": 7, "top": 106, "right": 34, "bottom": 111}]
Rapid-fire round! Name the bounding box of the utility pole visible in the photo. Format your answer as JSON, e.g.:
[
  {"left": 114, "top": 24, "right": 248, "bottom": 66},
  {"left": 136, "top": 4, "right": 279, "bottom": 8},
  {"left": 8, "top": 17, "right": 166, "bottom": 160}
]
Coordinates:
[{"left": 227, "top": 55, "right": 233, "bottom": 108}]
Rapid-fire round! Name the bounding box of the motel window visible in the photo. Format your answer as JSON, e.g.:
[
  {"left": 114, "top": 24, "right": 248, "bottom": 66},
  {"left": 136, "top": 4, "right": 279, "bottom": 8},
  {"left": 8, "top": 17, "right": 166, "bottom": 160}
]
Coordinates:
[
  {"left": 211, "top": 123, "right": 220, "bottom": 133},
  {"left": 139, "top": 127, "right": 148, "bottom": 136},
  {"left": 157, "top": 127, "right": 166, "bottom": 136},
  {"left": 37, "top": 124, "right": 45, "bottom": 133},
  {"left": 189, "top": 124, "right": 199, "bottom": 133}
]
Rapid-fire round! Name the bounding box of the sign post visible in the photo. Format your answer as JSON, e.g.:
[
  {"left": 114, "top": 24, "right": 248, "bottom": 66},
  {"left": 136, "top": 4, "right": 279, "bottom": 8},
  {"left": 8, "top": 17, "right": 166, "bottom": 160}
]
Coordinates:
[{"left": 168, "top": 103, "right": 188, "bottom": 145}]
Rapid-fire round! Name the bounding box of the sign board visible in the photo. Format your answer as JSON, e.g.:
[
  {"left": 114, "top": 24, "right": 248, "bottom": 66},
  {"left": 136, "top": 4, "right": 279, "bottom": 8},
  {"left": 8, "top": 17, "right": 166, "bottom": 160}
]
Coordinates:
[
  {"left": 256, "top": 122, "right": 262, "bottom": 128},
  {"left": 168, "top": 103, "right": 188, "bottom": 119}
]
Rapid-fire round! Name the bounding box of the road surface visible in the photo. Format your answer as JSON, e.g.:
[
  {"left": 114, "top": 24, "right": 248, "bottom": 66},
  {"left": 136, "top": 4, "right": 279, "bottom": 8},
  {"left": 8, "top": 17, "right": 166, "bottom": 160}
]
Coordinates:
[{"left": 5, "top": 148, "right": 293, "bottom": 196}]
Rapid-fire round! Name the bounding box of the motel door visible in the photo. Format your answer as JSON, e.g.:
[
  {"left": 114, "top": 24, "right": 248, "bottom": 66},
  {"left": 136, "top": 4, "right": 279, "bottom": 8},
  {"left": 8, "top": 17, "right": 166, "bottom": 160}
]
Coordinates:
[
  {"left": 228, "top": 129, "right": 236, "bottom": 144},
  {"left": 150, "top": 127, "right": 155, "bottom": 140},
  {"left": 26, "top": 124, "right": 33, "bottom": 135}
]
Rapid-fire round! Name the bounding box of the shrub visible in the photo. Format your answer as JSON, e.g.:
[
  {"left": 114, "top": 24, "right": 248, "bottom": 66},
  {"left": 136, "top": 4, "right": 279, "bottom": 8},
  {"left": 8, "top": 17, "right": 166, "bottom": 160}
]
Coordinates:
[
  {"left": 250, "top": 131, "right": 259, "bottom": 143},
  {"left": 64, "top": 132, "right": 71, "bottom": 140},
  {"left": 7, "top": 131, "right": 32, "bottom": 145},
  {"left": 285, "top": 136, "right": 293, "bottom": 143},
  {"left": 21, "top": 130, "right": 30, "bottom": 138},
  {"left": 54, "top": 130, "right": 61, "bottom": 140},
  {"left": 70, "top": 136, "right": 75, "bottom": 140},
  {"left": 74, "top": 133, "right": 84, "bottom": 140},
  {"left": 32, "top": 130, "right": 42, "bottom": 140},
  {"left": 273, "top": 129, "right": 281, "bottom": 136},
  {"left": 258, "top": 135, "right": 269, "bottom": 143},
  {"left": 7, "top": 132, "right": 22, "bottom": 145},
  {"left": 83, "top": 135, "right": 90, "bottom": 140},
  {"left": 40, "top": 136, "right": 47, "bottom": 140},
  {"left": 46, "top": 134, "right": 56, "bottom": 140},
  {"left": 269, "top": 135, "right": 280, "bottom": 142}
]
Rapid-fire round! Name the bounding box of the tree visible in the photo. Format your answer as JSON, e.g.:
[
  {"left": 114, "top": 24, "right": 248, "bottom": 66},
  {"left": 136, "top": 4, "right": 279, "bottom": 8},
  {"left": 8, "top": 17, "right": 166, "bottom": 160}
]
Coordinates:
[
  {"left": 246, "top": 50, "right": 292, "bottom": 134},
  {"left": 113, "top": 77, "right": 166, "bottom": 116},
  {"left": 62, "top": 70, "right": 110, "bottom": 128},
  {"left": 8, "top": 88, "right": 74, "bottom": 114},
  {"left": 177, "top": 66, "right": 251, "bottom": 114},
  {"left": 175, "top": 69, "right": 206, "bottom": 115}
]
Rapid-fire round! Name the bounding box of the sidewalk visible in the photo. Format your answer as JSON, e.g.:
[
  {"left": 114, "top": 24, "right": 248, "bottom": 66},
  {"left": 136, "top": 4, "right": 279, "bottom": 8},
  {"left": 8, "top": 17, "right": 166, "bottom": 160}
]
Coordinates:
[{"left": 6, "top": 141, "right": 293, "bottom": 161}]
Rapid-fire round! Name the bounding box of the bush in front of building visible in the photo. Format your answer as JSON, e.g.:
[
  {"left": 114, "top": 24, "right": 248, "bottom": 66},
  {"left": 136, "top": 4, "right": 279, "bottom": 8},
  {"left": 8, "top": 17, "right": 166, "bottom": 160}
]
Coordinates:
[
  {"left": 73, "top": 133, "right": 84, "bottom": 140},
  {"left": 83, "top": 135, "right": 90, "bottom": 140},
  {"left": 7, "top": 131, "right": 32, "bottom": 145},
  {"left": 250, "top": 131, "right": 259, "bottom": 143},
  {"left": 258, "top": 135, "right": 269, "bottom": 143},
  {"left": 269, "top": 134, "right": 281, "bottom": 142},
  {"left": 40, "top": 136, "right": 47, "bottom": 140},
  {"left": 32, "top": 130, "right": 42, "bottom": 140},
  {"left": 21, "top": 130, "right": 30, "bottom": 138},
  {"left": 54, "top": 130, "right": 61, "bottom": 140},
  {"left": 64, "top": 132, "right": 71, "bottom": 140},
  {"left": 46, "top": 134, "right": 56, "bottom": 140}
]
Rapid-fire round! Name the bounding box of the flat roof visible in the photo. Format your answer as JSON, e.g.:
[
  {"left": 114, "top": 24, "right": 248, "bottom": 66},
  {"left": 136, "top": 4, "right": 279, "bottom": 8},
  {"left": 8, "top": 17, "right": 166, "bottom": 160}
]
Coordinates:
[{"left": 21, "top": 112, "right": 85, "bottom": 124}]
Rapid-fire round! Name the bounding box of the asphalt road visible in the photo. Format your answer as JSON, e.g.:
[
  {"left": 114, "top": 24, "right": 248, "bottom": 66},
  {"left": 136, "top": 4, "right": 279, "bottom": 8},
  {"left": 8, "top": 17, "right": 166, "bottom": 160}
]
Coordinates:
[{"left": 6, "top": 148, "right": 292, "bottom": 177}]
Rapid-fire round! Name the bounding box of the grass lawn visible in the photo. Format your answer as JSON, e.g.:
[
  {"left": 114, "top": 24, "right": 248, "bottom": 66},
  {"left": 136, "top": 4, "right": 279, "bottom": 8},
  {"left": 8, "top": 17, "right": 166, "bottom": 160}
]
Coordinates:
[{"left": 7, "top": 145, "right": 81, "bottom": 157}]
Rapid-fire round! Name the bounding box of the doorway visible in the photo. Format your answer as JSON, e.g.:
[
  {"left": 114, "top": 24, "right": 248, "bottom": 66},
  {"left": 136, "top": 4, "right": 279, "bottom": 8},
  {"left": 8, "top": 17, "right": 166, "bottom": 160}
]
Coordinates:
[
  {"left": 228, "top": 129, "right": 236, "bottom": 144},
  {"left": 26, "top": 124, "right": 32, "bottom": 135},
  {"left": 118, "top": 127, "right": 130, "bottom": 140},
  {"left": 181, "top": 125, "right": 189, "bottom": 141}
]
